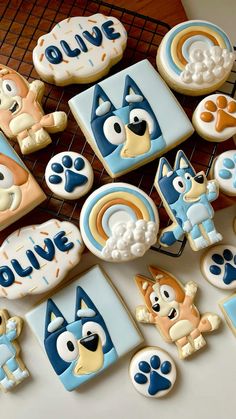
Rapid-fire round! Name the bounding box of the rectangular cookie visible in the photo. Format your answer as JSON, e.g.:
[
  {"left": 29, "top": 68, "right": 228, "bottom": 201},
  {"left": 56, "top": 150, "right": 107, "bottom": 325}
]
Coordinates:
[{"left": 219, "top": 293, "right": 236, "bottom": 336}]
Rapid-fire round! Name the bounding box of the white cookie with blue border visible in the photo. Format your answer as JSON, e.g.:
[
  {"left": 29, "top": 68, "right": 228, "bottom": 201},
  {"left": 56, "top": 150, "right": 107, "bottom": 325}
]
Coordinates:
[
  {"left": 201, "top": 244, "right": 236, "bottom": 290},
  {"left": 211, "top": 150, "right": 236, "bottom": 196}
]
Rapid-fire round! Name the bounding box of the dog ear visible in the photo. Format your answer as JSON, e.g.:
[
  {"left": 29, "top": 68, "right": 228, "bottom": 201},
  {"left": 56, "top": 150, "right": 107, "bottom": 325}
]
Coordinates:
[
  {"left": 75, "top": 286, "right": 99, "bottom": 320},
  {"left": 0, "top": 153, "right": 28, "bottom": 186},
  {"left": 149, "top": 266, "right": 167, "bottom": 281},
  {"left": 91, "top": 84, "right": 116, "bottom": 122},
  {"left": 135, "top": 274, "right": 154, "bottom": 297},
  {"left": 44, "top": 299, "right": 68, "bottom": 340},
  {"left": 175, "top": 150, "right": 195, "bottom": 176},
  {"left": 156, "top": 157, "right": 173, "bottom": 182},
  {"left": 122, "top": 75, "right": 144, "bottom": 106}
]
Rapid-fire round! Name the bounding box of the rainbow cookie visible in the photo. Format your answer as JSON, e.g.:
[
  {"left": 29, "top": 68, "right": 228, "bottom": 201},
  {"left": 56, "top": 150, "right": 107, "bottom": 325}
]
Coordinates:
[
  {"left": 0, "top": 310, "right": 29, "bottom": 392},
  {"left": 33, "top": 14, "right": 127, "bottom": 86},
  {"left": 26, "top": 265, "right": 143, "bottom": 391},
  {"left": 210, "top": 150, "right": 236, "bottom": 196},
  {"left": 69, "top": 59, "right": 194, "bottom": 178},
  {"left": 156, "top": 20, "right": 235, "bottom": 96},
  {"left": 0, "top": 219, "right": 84, "bottom": 299},
  {"left": 192, "top": 94, "right": 236, "bottom": 142},
  {"left": 0, "top": 64, "right": 67, "bottom": 154},
  {"left": 0, "top": 132, "right": 45, "bottom": 231},
  {"left": 80, "top": 183, "right": 159, "bottom": 262}
]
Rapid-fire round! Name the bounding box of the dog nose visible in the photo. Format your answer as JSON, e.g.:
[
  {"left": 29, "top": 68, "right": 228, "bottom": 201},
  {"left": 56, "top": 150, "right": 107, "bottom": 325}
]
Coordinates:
[
  {"left": 80, "top": 333, "right": 99, "bottom": 352},
  {"left": 152, "top": 303, "right": 160, "bottom": 312},
  {"left": 127, "top": 120, "right": 147, "bottom": 136},
  {"left": 194, "top": 174, "right": 204, "bottom": 184}
]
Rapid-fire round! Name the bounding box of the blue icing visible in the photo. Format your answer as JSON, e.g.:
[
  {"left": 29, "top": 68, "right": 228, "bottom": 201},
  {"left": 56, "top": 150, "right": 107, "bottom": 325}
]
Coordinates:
[
  {"left": 49, "top": 156, "right": 88, "bottom": 192},
  {"left": 64, "top": 169, "right": 87, "bottom": 192},
  {"left": 0, "top": 132, "right": 26, "bottom": 168},
  {"left": 219, "top": 169, "right": 232, "bottom": 179},
  {"left": 49, "top": 175, "right": 62, "bottom": 184},
  {"left": 210, "top": 249, "right": 236, "bottom": 285},
  {"left": 223, "top": 158, "right": 235, "bottom": 170},
  {"left": 134, "top": 355, "right": 172, "bottom": 396},
  {"left": 223, "top": 296, "right": 236, "bottom": 328},
  {"left": 182, "top": 35, "right": 213, "bottom": 62},
  {"left": 219, "top": 153, "right": 236, "bottom": 188},
  {"left": 212, "top": 254, "right": 224, "bottom": 264},
  {"left": 51, "top": 163, "right": 63, "bottom": 173}
]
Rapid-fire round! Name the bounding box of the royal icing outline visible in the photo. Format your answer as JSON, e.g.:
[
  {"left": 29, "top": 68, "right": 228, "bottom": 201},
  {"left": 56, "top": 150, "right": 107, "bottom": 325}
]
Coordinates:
[
  {"left": 33, "top": 14, "right": 127, "bottom": 86},
  {"left": 0, "top": 219, "right": 84, "bottom": 299},
  {"left": 212, "top": 150, "right": 236, "bottom": 196},
  {"left": 155, "top": 150, "right": 222, "bottom": 251},
  {"left": 0, "top": 309, "right": 29, "bottom": 392},
  {"left": 129, "top": 346, "right": 176, "bottom": 398},
  {"left": 26, "top": 265, "right": 143, "bottom": 391},
  {"left": 0, "top": 64, "right": 67, "bottom": 155},
  {"left": 135, "top": 266, "right": 221, "bottom": 359},
  {"left": 69, "top": 59, "right": 194, "bottom": 178},
  {"left": 45, "top": 152, "right": 94, "bottom": 200},
  {"left": 201, "top": 244, "right": 236, "bottom": 290},
  {"left": 80, "top": 182, "right": 159, "bottom": 262}
]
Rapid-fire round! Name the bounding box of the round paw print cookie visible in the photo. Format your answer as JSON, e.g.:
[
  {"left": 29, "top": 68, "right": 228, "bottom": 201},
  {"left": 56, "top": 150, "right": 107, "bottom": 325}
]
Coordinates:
[
  {"left": 45, "top": 152, "right": 93, "bottom": 200},
  {"left": 192, "top": 95, "right": 236, "bottom": 142},
  {"left": 129, "top": 347, "right": 176, "bottom": 398},
  {"left": 211, "top": 150, "right": 236, "bottom": 196},
  {"left": 80, "top": 182, "right": 159, "bottom": 262},
  {"left": 201, "top": 244, "right": 236, "bottom": 290},
  {"left": 156, "top": 20, "right": 235, "bottom": 96}
]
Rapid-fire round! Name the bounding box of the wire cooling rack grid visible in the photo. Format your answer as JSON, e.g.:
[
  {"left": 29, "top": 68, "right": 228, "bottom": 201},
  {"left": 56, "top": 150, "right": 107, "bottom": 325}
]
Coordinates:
[{"left": 0, "top": 0, "right": 235, "bottom": 256}]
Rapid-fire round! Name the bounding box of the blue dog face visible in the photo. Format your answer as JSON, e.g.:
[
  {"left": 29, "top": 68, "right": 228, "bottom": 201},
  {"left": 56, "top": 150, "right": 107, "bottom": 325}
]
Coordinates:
[
  {"left": 44, "top": 286, "right": 117, "bottom": 390},
  {"left": 91, "top": 75, "right": 162, "bottom": 159}
]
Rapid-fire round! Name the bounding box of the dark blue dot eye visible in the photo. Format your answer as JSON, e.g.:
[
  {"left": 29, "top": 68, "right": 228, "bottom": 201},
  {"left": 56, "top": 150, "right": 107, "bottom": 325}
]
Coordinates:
[
  {"left": 62, "top": 155, "right": 72, "bottom": 168},
  {"left": 138, "top": 361, "right": 151, "bottom": 373},
  {"left": 210, "top": 265, "right": 221, "bottom": 275},
  {"left": 74, "top": 157, "right": 85, "bottom": 171},
  {"left": 212, "top": 254, "right": 224, "bottom": 265},
  {"left": 150, "top": 355, "right": 160, "bottom": 370},
  {"left": 223, "top": 249, "right": 233, "bottom": 261},
  {"left": 49, "top": 175, "right": 62, "bottom": 185},
  {"left": 51, "top": 163, "right": 63, "bottom": 173},
  {"left": 161, "top": 361, "right": 172, "bottom": 375}
]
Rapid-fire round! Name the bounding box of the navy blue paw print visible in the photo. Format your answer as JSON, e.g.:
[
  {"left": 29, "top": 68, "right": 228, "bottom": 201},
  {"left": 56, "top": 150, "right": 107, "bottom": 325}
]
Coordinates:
[
  {"left": 134, "top": 355, "right": 172, "bottom": 396},
  {"left": 210, "top": 249, "right": 236, "bottom": 285},
  {"left": 49, "top": 155, "right": 88, "bottom": 193}
]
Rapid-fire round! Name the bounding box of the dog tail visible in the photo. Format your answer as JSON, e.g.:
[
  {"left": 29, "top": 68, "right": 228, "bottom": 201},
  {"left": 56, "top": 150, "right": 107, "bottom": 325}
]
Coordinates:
[{"left": 198, "top": 313, "right": 221, "bottom": 333}]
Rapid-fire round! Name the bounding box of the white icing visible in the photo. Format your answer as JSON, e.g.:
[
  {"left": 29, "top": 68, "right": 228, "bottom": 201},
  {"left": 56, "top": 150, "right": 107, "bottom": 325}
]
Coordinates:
[
  {"left": 129, "top": 347, "right": 177, "bottom": 398},
  {"left": 142, "top": 281, "right": 148, "bottom": 290},
  {"left": 169, "top": 319, "right": 194, "bottom": 340},
  {"left": 33, "top": 14, "right": 127, "bottom": 86},
  {"left": 186, "top": 203, "right": 209, "bottom": 225},
  {"left": 125, "top": 94, "right": 143, "bottom": 103},
  {"left": 213, "top": 150, "right": 236, "bottom": 196},
  {"left": 95, "top": 101, "right": 111, "bottom": 116},
  {"left": 47, "top": 317, "right": 64, "bottom": 333},
  {"left": 76, "top": 308, "right": 96, "bottom": 318},
  {"left": 201, "top": 244, "right": 236, "bottom": 290}
]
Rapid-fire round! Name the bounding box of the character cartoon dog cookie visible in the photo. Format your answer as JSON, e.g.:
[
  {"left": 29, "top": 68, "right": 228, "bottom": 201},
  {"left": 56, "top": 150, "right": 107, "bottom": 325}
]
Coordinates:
[
  {"left": 0, "top": 132, "right": 45, "bottom": 231},
  {"left": 155, "top": 150, "right": 222, "bottom": 251},
  {"left": 0, "top": 309, "right": 29, "bottom": 392},
  {"left": 0, "top": 64, "right": 67, "bottom": 154},
  {"left": 26, "top": 265, "right": 142, "bottom": 391},
  {"left": 135, "top": 266, "right": 221, "bottom": 359}
]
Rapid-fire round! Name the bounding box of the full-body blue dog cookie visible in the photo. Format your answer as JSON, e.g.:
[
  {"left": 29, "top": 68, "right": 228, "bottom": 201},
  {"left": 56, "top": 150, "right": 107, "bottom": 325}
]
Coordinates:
[
  {"left": 0, "top": 310, "right": 29, "bottom": 392},
  {"left": 155, "top": 150, "right": 222, "bottom": 251}
]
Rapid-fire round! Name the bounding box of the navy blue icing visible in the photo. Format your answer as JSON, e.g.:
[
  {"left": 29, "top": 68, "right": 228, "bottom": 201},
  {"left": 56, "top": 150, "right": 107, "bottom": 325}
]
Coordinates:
[
  {"left": 74, "top": 157, "right": 85, "bottom": 171},
  {"left": 60, "top": 40, "right": 80, "bottom": 58},
  {"left": 0, "top": 266, "right": 15, "bottom": 287},
  {"left": 212, "top": 254, "right": 224, "bottom": 265},
  {"left": 54, "top": 231, "right": 74, "bottom": 252},
  {"left": 49, "top": 156, "right": 88, "bottom": 192},
  {"left": 49, "top": 175, "right": 62, "bottom": 185},
  {"left": 134, "top": 355, "right": 172, "bottom": 396},
  {"left": 101, "top": 20, "right": 121, "bottom": 40},
  {"left": 51, "top": 163, "right": 64, "bottom": 174},
  {"left": 45, "top": 45, "right": 63, "bottom": 64},
  {"left": 34, "top": 239, "right": 55, "bottom": 261},
  {"left": 64, "top": 169, "right": 87, "bottom": 192},
  {"left": 210, "top": 249, "right": 236, "bottom": 285},
  {"left": 62, "top": 155, "right": 73, "bottom": 168},
  {"left": 82, "top": 26, "right": 102, "bottom": 47},
  {"left": 75, "top": 35, "right": 88, "bottom": 52},
  {"left": 139, "top": 361, "right": 151, "bottom": 374},
  {"left": 11, "top": 260, "right": 33, "bottom": 277},
  {"left": 26, "top": 250, "right": 40, "bottom": 270}
]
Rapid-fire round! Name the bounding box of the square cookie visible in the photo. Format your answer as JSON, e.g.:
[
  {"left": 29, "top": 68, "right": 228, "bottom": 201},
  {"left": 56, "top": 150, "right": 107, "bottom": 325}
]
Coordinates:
[
  {"left": 219, "top": 293, "right": 236, "bottom": 336},
  {"left": 0, "top": 132, "right": 45, "bottom": 230},
  {"left": 26, "top": 265, "right": 143, "bottom": 391},
  {"left": 69, "top": 59, "right": 194, "bottom": 178}
]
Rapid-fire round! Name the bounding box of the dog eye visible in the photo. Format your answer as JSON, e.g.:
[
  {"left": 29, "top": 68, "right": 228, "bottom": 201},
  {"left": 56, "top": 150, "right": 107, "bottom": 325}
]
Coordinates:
[
  {"left": 0, "top": 164, "right": 14, "bottom": 189},
  {"left": 82, "top": 321, "right": 106, "bottom": 346},
  {"left": 184, "top": 173, "right": 191, "bottom": 180},
  {"left": 129, "top": 109, "right": 154, "bottom": 134},
  {"left": 56, "top": 331, "right": 79, "bottom": 362},
  {"left": 172, "top": 176, "right": 186, "bottom": 193},
  {"left": 2, "top": 80, "right": 18, "bottom": 97},
  {"left": 160, "top": 285, "right": 176, "bottom": 302},
  {"left": 149, "top": 291, "right": 159, "bottom": 306},
  {"left": 103, "top": 116, "right": 126, "bottom": 145}
]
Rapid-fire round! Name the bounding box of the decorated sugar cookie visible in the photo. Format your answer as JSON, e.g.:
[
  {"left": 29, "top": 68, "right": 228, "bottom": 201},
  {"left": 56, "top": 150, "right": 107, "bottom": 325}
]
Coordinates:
[
  {"left": 201, "top": 244, "right": 236, "bottom": 290},
  {"left": 156, "top": 20, "right": 235, "bottom": 96},
  {"left": 219, "top": 293, "right": 236, "bottom": 336},
  {"left": 45, "top": 152, "right": 93, "bottom": 200},
  {"left": 80, "top": 182, "right": 159, "bottom": 262},
  {"left": 26, "top": 265, "right": 142, "bottom": 391},
  {"left": 0, "top": 310, "right": 29, "bottom": 392},
  {"left": 0, "top": 64, "right": 67, "bottom": 154},
  {"left": 192, "top": 95, "right": 236, "bottom": 142},
  {"left": 155, "top": 150, "right": 222, "bottom": 251},
  {"left": 211, "top": 150, "right": 236, "bottom": 196},
  {"left": 0, "top": 219, "right": 84, "bottom": 299},
  {"left": 0, "top": 132, "right": 45, "bottom": 231},
  {"left": 135, "top": 266, "right": 221, "bottom": 359},
  {"left": 33, "top": 14, "right": 127, "bottom": 86},
  {"left": 129, "top": 347, "right": 176, "bottom": 398},
  {"left": 69, "top": 59, "right": 194, "bottom": 178}
]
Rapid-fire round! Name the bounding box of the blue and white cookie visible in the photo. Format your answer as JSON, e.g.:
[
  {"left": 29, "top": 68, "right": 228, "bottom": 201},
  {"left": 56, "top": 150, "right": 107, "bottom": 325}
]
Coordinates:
[
  {"left": 45, "top": 152, "right": 93, "bottom": 200},
  {"left": 211, "top": 150, "right": 236, "bottom": 196},
  {"left": 201, "top": 244, "right": 236, "bottom": 290}
]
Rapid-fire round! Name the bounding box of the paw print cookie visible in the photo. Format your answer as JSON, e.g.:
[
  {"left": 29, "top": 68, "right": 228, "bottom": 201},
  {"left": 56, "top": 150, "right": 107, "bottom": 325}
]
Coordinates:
[
  {"left": 192, "top": 94, "right": 236, "bottom": 142},
  {"left": 129, "top": 347, "right": 176, "bottom": 398},
  {"left": 211, "top": 150, "right": 236, "bottom": 196},
  {"left": 45, "top": 152, "right": 93, "bottom": 200},
  {"left": 201, "top": 244, "right": 236, "bottom": 290}
]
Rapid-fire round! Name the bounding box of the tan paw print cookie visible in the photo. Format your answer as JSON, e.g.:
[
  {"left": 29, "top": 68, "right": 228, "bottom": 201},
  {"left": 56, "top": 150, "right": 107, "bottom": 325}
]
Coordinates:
[{"left": 192, "top": 94, "right": 236, "bottom": 142}]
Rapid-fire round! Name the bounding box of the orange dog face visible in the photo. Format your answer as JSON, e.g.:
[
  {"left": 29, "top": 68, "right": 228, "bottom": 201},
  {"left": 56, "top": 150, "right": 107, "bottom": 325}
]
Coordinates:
[
  {"left": 135, "top": 266, "right": 185, "bottom": 323},
  {"left": 0, "top": 153, "right": 28, "bottom": 212},
  {"left": 0, "top": 65, "right": 29, "bottom": 125}
]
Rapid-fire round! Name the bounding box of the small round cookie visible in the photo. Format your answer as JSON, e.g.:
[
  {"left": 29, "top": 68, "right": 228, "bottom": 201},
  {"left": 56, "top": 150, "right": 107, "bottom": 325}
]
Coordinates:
[
  {"left": 201, "top": 244, "right": 236, "bottom": 290},
  {"left": 80, "top": 182, "right": 159, "bottom": 262},
  {"left": 211, "top": 150, "right": 236, "bottom": 196},
  {"left": 192, "top": 94, "right": 236, "bottom": 142},
  {"left": 156, "top": 20, "right": 235, "bottom": 96},
  {"left": 45, "top": 152, "right": 93, "bottom": 200},
  {"left": 129, "top": 347, "right": 176, "bottom": 398}
]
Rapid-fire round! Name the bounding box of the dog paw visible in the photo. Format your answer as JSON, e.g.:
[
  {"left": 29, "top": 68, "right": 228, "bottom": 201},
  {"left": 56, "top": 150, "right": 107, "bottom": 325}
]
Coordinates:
[
  {"left": 210, "top": 248, "right": 236, "bottom": 285},
  {"left": 185, "top": 281, "right": 197, "bottom": 297},
  {"left": 193, "top": 334, "right": 206, "bottom": 350},
  {"left": 181, "top": 342, "right": 194, "bottom": 358},
  {"left": 200, "top": 95, "right": 236, "bottom": 132},
  {"left": 134, "top": 355, "right": 172, "bottom": 396}
]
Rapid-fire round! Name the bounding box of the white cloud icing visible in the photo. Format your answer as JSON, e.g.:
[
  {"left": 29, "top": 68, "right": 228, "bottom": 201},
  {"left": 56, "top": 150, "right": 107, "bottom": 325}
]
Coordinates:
[
  {"left": 180, "top": 46, "right": 235, "bottom": 84},
  {"left": 102, "top": 219, "right": 158, "bottom": 261}
]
